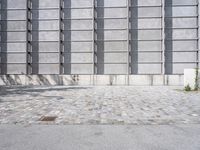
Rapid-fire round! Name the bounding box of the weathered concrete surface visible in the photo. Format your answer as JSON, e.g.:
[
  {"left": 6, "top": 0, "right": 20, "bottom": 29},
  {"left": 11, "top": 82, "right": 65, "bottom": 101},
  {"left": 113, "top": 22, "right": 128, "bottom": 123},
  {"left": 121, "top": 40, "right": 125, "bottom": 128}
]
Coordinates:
[
  {"left": 184, "top": 69, "right": 200, "bottom": 89},
  {"left": 0, "top": 0, "right": 199, "bottom": 75},
  {"left": 0, "top": 124, "right": 200, "bottom": 150},
  {"left": 0, "top": 75, "right": 184, "bottom": 86},
  {"left": 0, "top": 86, "right": 200, "bottom": 125}
]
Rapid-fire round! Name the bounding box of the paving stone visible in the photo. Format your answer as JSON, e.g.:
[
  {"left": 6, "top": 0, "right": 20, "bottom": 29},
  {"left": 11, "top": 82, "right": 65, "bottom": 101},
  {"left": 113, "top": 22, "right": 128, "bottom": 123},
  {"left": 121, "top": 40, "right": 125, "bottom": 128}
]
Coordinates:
[{"left": 0, "top": 86, "right": 200, "bottom": 125}]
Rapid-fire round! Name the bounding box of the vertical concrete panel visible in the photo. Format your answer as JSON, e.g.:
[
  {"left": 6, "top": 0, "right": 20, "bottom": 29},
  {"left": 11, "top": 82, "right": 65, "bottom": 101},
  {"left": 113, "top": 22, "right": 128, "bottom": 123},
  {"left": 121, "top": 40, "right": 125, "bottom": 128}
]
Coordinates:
[
  {"left": 63, "top": 0, "right": 93, "bottom": 74},
  {"left": 31, "top": 0, "right": 60, "bottom": 74},
  {"left": 165, "top": 1, "right": 198, "bottom": 74},
  {"left": 1, "top": 0, "right": 27, "bottom": 75}
]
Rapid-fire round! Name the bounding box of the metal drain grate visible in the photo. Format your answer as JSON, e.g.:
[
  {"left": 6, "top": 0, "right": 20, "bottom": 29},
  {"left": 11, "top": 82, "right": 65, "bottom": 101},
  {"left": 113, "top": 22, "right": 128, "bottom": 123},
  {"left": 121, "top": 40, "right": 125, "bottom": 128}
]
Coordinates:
[{"left": 39, "top": 116, "right": 57, "bottom": 121}]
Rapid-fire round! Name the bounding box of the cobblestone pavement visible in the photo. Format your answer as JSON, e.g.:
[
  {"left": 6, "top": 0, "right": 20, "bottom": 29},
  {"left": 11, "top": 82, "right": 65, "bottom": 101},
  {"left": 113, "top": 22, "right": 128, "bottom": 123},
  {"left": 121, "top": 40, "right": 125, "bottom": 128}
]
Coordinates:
[{"left": 0, "top": 86, "right": 200, "bottom": 125}]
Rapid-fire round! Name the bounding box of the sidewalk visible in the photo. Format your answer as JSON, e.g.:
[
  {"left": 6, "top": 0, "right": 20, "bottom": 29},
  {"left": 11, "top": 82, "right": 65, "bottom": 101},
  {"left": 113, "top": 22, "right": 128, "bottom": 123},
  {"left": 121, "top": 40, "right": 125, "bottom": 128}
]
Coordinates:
[{"left": 0, "top": 124, "right": 200, "bottom": 150}]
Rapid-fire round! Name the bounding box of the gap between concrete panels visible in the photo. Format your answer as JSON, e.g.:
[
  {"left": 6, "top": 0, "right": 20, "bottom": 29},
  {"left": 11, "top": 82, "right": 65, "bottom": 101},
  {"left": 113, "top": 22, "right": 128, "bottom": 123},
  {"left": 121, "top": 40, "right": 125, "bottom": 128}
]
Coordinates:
[{"left": 0, "top": 75, "right": 183, "bottom": 86}]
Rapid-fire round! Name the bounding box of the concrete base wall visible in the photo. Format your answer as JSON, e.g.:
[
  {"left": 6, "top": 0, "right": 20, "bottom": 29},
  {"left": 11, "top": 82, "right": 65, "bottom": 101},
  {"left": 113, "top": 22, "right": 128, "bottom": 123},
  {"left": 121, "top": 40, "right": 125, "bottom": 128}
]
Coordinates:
[{"left": 0, "top": 75, "right": 183, "bottom": 86}]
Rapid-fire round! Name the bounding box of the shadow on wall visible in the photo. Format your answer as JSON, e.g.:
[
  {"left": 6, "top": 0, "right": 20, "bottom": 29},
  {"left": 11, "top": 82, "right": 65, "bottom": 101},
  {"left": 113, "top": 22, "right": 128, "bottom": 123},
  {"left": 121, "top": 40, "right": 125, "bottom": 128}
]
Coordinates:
[
  {"left": 31, "top": 0, "right": 39, "bottom": 74},
  {"left": 64, "top": 0, "right": 71, "bottom": 74},
  {"left": 1, "top": 1, "right": 7, "bottom": 74},
  {"left": 130, "top": 0, "right": 138, "bottom": 74},
  {"left": 96, "top": 0, "right": 105, "bottom": 74},
  {"left": 165, "top": 0, "right": 173, "bottom": 74}
]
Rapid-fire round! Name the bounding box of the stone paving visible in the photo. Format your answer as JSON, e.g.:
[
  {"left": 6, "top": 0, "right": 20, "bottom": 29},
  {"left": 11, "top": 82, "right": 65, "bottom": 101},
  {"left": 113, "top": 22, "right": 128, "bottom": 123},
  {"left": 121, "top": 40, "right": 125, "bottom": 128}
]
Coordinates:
[{"left": 0, "top": 86, "right": 200, "bottom": 125}]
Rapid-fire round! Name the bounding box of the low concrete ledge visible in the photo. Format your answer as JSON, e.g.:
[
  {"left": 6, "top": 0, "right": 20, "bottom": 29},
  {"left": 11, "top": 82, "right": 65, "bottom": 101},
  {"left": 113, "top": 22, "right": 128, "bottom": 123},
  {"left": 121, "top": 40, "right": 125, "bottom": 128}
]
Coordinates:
[{"left": 0, "top": 75, "right": 184, "bottom": 86}]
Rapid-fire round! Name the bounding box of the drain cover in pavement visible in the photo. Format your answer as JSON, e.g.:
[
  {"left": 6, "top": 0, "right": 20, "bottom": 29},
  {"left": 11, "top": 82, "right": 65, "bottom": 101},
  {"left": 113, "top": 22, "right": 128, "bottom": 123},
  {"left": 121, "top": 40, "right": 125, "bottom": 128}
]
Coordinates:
[{"left": 39, "top": 116, "right": 57, "bottom": 121}]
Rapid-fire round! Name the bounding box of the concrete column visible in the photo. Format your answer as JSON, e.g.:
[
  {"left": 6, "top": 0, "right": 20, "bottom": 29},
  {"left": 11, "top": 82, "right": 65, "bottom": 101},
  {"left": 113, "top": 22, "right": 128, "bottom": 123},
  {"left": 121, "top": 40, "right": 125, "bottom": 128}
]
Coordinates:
[
  {"left": 0, "top": 0, "right": 2, "bottom": 74},
  {"left": 198, "top": 0, "right": 200, "bottom": 69}
]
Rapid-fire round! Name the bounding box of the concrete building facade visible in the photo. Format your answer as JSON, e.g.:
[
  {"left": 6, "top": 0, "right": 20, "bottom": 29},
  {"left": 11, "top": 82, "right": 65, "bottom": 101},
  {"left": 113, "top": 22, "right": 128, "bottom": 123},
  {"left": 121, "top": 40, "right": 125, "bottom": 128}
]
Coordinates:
[{"left": 0, "top": 0, "right": 200, "bottom": 85}]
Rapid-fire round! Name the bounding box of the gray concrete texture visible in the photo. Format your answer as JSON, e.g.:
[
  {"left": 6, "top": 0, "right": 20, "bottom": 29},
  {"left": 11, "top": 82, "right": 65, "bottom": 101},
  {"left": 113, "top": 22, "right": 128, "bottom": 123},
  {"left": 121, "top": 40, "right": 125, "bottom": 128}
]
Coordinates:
[
  {"left": 0, "top": 0, "right": 200, "bottom": 75},
  {"left": 1, "top": 124, "right": 200, "bottom": 150}
]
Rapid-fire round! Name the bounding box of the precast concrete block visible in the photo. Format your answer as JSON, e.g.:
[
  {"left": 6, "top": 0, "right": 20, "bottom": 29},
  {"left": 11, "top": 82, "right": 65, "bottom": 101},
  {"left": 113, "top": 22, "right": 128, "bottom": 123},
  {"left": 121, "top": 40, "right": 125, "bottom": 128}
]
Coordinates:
[
  {"left": 2, "top": 43, "right": 26, "bottom": 53},
  {"left": 32, "top": 20, "right": 59, "bottom": 30},
  {"left": 170, "top": 63, "right": 196, "bottom": 74},
  {"left": 64, "top": 42, "right": 93, "bottom": 52},
  {"left": 77, "top": 75, "right": 94, "bottom": 85},
  {"left": 138, "top": 7, "right": 161, "bottom": 17},
  {"left": 4, "top": 10, "right": 26, "bottom": 20},
  {"left": 165, "top": 52, "right": 196, "bottom": 63},
  {"left": 165, "top": 29, "right": 197, "bottom": 39},
  {"left": 137, "top": 52, "right": 161, "bottom": 63},
  {"left": 100, "top": 30, "right": 126, "bottom": 40},
  {"left": 104, "top": 53, "right": 127, "bottom": 63},
  {"left": 3, "top": 32, "right": 26, "bottom": 42},
  {"left": 36, "top": 53, "right": 60, "bottom": 64},
  {"left": 153, "top": 75, "right": 164, "bottom": 86},
  {"left": 103, "top": 0, "right": 126, "bottom": 7},
  {"left": 35, "top": 64, "right": 60, "bottom": 74},
  {"left": 5, "top": 21, "right": 26, "bottom": 31},
  {"left": 32, "top": 0, "right": 59, "bottom": 8},
  {"left": 103, "top": 8, "right": 127, "bottom": 18},
  {"left": 4, "top": 0, "right": 26, "bottom": 9},
  {"left": 70, "top": 64, "right": 93, "bottom": 74},
  {"left": 103, "top": 19, "right": 127, "bottom": 29},
  {"left": 167, "top": 0, "right": 197, "bottom": 5},
  {"left": 137, "top": 64, "right": 162, "bottom": 74},
  {"left": 112, "top": 75, "right": 128, "bottom": 85},
  {"left": 166, "top": 18, "right": 197, "bottom": 28},
  {"left": 69, "top": 0, "right": 92, "bottom": 8},
  {"left": 32, "top": 10, "right": 59, "bottom": 19},
  {"left": 62, "top": 75, "right": 81, "bottom": 85},
  {"left": 6, "top": 53, "right": 26, "bottom": 63},
  {"left": 136, "top": 30, "right": 161, "bottom": 40},
  {"left": 104, "top": 64, "right": 127, "bottom": 74},
  {"left": 103, "top": 41, "right": 127, "bottom": 51},
  {"left": 32, "top": 31, "right": 59, "bottom": 41},
  {"left": 137, "top": 41, "right": 161, "bottom": 51},
  {"left": 67, "top": 9, "right": 92, "bottom": 19},
  {"left": 64, "top": 20, "right": 93, "bottom": 30},
  {"left": 64, "top": 53, "right": 93, "bottom": 63},
  {"left": 67, "top": 31, "right": 92, "bottom": 41},
  {"left": 129, "top": 75, "right": 151, "bottom": 85},
  {"left": 165, "top": 6, "right": 197, "bottom": 17},
  {"left": 6, "top": 64, "right": 26, "bottom": 74},
  {"left": 165, "top": 41, "right": 197, "bottom": 51},
  {"left": 167, "top": 75, "right": 183, "bottom": 86},
  {"left": 32, "top": 42, "right": 59, "bottom": 52},
  {"left": 94, "top": 75, "right": 110, "bottom": 85},
  {"left": 136, "top": 18, "right": 161, "bottom": 29},
  {"left": 184, "top": 69, "right": 200, "bottom": 89}
]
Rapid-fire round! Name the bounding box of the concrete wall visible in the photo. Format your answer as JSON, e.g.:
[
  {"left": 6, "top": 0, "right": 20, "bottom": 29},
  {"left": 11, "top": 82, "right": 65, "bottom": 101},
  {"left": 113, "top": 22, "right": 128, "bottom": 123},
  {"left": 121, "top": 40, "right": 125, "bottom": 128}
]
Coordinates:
[
  {"left": 0, "top": 75, "right": 183, "bottom": 86},
  {"left": 0, "top": 0, "right": 200, "bottom": 76}
]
